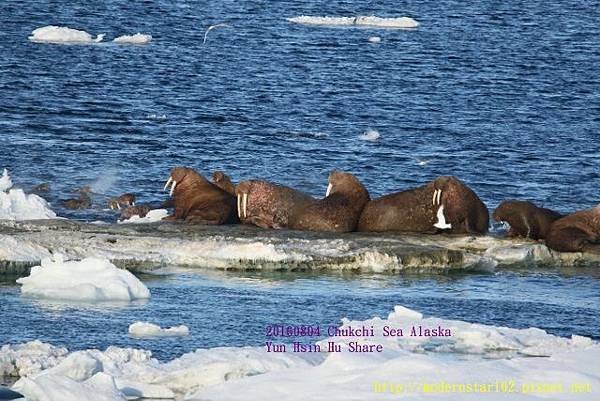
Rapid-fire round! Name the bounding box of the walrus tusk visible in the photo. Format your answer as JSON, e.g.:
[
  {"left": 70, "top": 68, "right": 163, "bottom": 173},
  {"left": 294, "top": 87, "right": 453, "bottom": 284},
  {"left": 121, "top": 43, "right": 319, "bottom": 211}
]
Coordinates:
[
  {"left": 237, "top": 194, "right": 242, "bottom": 219},
  {"left": 117, "top": 203, "right": 121, "bottom": 210},
  {"left": 242, "top": 193, "right": 248, "bottom": 218},
  {"left": 434, "top": 205, "right": 452, "bottom": 230},
  {"left": 164, "top": 176, "right": 172, "bottom": 190},
  {"left": 326, "top": 183, "right": 333, "bottom": 197},
  {"left": 432, "top": 189, "right": 442, "bottom": 206},
  {"left": 169, "top": 180, "right": 177, "bottom": 197}
]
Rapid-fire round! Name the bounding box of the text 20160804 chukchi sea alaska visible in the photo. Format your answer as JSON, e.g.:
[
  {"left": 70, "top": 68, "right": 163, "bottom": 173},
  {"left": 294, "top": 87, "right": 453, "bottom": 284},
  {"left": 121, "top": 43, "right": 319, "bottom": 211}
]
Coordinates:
[{"left": 265, "top": 324, "right": 452, "bottom": 353}]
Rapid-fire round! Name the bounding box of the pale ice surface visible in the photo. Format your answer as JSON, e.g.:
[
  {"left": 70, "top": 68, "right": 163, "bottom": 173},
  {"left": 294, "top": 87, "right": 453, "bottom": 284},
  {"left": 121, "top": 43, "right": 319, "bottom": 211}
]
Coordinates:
[
  {"left": 3, "top": 306, "right": 598, "bottom": 401},
  {"left": 118, "top": 208, "right": 168, "bottom": 224},
  {"left": 368, "top": 36, "right": 382, "bottom": 43},
  {"left": 28, "top": 26, "right": 105, "bottom": 43},
  {"left": 358, "top": 128, "right": 380, "bottom": 141},
  {"left": 128, "top": 322, "right": 190, "bottom": 338},
  {"left": 0, "top": 169, "right": 57, "bottom": 220},
  {"left": 16, "top": 254, "right": 150, "bottom": 302},
  {"left": 113, "top": 33, "right": 152, "bottom": 44},
  {"left": 289, "top": 16, "right": 420, "bottom": 29}
]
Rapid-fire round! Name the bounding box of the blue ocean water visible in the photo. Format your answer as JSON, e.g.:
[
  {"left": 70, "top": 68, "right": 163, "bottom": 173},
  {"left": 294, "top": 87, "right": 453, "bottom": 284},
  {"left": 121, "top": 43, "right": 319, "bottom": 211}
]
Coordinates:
[
  {"left": 1, "top": 0, "right": 599, "bottom": 219},
  {"left": 1, "top": 268, "right": 599, "bottom": 361},
  {"left": 1, "top": 0, "right": 599, "bottom": 369}
]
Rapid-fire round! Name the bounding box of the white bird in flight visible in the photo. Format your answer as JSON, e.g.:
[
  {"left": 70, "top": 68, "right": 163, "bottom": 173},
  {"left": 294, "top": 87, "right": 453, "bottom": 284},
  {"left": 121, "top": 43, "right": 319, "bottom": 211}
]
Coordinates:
[{"left": 203, "top": 23, "right": 230, "bottom": 45}]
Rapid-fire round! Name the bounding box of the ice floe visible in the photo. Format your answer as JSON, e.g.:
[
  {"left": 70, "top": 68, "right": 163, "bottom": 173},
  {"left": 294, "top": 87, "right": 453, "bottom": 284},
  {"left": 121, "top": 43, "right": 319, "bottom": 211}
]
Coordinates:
[
  {"left": 29, "top": 26, "right": 105, "bottom": 44},
  {"left": 16, "top": 254, "right": 150, "bottom": 302},
  {"left": 358, "top": 128, "right": 380, "bottom": 141},
  {"left": 0, "top": 169, "right": 56, "bottom": 221},
  {"left": 118, "top": 208, "right": 168, "bottom": 224},
  {"left": 289, "top": 16, "right": 420, "bottom": 29},
  {"left": 128, "top": 322, "right": 189, "bottom": 338},
  {"left": 2, "top": 306, "right": 598, "bottom": 400},
  {"left": 113, "top": 33, "right": 152, "bottom": 44}
]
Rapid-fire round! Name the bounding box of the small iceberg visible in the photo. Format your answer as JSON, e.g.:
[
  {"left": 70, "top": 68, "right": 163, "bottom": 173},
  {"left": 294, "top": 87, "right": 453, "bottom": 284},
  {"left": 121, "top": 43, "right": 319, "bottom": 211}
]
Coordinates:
[
  {"left": 0, "top": 169, "right": 57, "bottom": 220},
  {"left": 128, "top": 322, "right": 189, "bottom": 338},
  {"left": 358, "top": 129, "right": 380, "bottom": 141},
  {"left": 288, "top": 16, "right": 420, "bottom": 29},
  {"left": 113, "top": 33, "right": 152, "bottom": 45},
  {"left": 16, "top": 254, "right": 150, "bottom": 302},
  {"left": 29, "top": 26, "right": 105, "bottom": 44}
]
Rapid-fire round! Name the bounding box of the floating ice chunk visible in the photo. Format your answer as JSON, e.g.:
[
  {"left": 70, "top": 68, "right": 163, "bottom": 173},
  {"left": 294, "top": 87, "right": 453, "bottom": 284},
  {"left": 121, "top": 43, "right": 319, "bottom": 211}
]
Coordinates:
[
  {"left": 0, "top": 169, "right": 12, "bottom": 192},
  {"left": 0, "top": 169, "right": 56, "bottom": 220},
  {"left": 113, "top": 33, "right": 152, "bottom": 44},
  {"left": 128, "top": 322, "right": 189, "bottom": 338},
  {"left": 368, "top": 36, "right": 381, "bottom": 43},
  {"left": 29, "top": 26, "right": 105, "bottom": 43},
  {"left": 0, "top": 341, "right": 68, "bottom": 378},
  {"left": 119, "top": 209, "right": 168, "bottom": 224},
  {"left": 14, "top": 372, "right": 125, "bottom": 401},
  {"left": 289, "top": 16, "right": 419, "bottom": 29},
  {"left": 358, "top": 129, "right": 380, "bottom": 141},
  {"left": 16, "top": 254, "right": 150, "bottom": 302}
]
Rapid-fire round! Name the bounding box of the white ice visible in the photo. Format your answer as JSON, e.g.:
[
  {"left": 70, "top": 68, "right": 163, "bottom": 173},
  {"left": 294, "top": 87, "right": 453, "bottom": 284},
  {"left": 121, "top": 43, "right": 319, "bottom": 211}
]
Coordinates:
[
  {"left": 29, "top": 26, "right": 105, "bottom": 44},
  {"left": 118, "top": 208, "right": 168, "bottom": 224},
  {"left": 3, "top": 306, "right": 598, "bottom": 401},
  {"left": 16, "top": 254, "right": 150, "bottom": 302},
  {"left": 289, "top": 16, "right": 420, "bottom": 29},
  {"left": 358, "top": 128, "right": 380, "bottom": 141},
  {"left": 0, "top": 169, "right": 56, "bottom": 220},
  {"left": 368, "top": 36, "right": 382, "bottom": 43},
  {"left": 128, "top": 322, "right": 189, "bottom": 338},
  {"left": 113, "top": 33, "right": 152, "bottom": 44}
]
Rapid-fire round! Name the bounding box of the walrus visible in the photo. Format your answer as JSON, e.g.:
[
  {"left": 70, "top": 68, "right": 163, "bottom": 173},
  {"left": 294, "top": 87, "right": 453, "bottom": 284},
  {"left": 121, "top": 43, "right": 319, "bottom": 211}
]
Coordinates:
[
  {"left": 357, "top": 176, "right": 489, "bottom": 234},
  {"left": 212, "top": 171, "right": 236, "bottom": 196},
  {"left": 120, "top": 205, "right": 151, "bottom": 220},
  {"left": 493, "top": 200, "right": 563, "bottom": 240},
  {"left": 289, "top": 171, "right": 370, "bottom": 232},
  {"left": 62, "top": 187, "right": 91, "bottom": 210},
  {"left": 235, "top": 180, "right": 315, "bottom": 229},
  {"left": 545, "top": 206, "right": 600, "bottom": 253},
  {"left": 108, "top": 193, "right": 136, "bottom": 210},
  {"left": 163, "top": 167, "right": 238, "bottom": 224}
]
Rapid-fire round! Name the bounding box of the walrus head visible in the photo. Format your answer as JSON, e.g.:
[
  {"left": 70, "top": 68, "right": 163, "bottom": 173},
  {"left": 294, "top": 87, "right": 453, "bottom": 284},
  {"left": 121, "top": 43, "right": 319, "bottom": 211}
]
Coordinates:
[
  {"left": 164, "top": 167, "right": 209, "bottom": 197},
  {"left": 325, "top": 171, "right": 370, "bottom": 201}
]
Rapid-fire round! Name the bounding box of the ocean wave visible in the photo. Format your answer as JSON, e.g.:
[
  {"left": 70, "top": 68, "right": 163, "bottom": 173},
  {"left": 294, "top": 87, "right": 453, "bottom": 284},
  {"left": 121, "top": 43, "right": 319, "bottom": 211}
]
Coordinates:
[
  {"left": 0, "top": 169, "right": 57, "bottom": 221},
  {"left": 288, "top": 16, "right": 420, "bottom": 29},
  {"left": 113, "top": 33, "right": 152, "bottom": 45},
  {"left": 29, "top": 26, "right": 105, "bottom": 44},
  {"left": 4, "top": 305, "right": 597, "bottom": 400}
]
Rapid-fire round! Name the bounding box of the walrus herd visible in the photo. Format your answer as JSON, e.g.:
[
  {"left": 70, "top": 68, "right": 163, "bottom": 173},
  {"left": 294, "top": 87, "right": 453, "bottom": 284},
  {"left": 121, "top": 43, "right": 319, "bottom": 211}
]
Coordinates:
[{"left": 153, "top": 166, "right": 600, "bottom": 254}]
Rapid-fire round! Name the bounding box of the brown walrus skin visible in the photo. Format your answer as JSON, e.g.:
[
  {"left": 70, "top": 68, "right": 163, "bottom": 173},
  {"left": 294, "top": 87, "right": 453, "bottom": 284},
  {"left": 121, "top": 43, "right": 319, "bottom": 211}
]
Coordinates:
[
  {"left": 163, "top": 167, "right": 238, "bottom": 225},
  {"left": 235, "top": 180, "right": 314, "bottom": 229},
  {"left": 545, "top": 206, "right": 600, "bottom": 253},
  {"left": 212, "top": 171, "right": 236, "bottom": 196},
  {"left": 357, "top": 176, "right": 488, "bottom": 234},
  {"left": 493, "top": 200, "right": 563, "bottom": 240},
  {"left": 62, "top": 187, "right": 92, "bottom": 210},
  {"left": 289, "top": 171, "right": 370, "bottom": 233},
  {"left": 108, "top": 193, "right": 136, "bottom": 210},
  {"left": 120, "top": 205, "right": 151, "bottom": 220}
]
